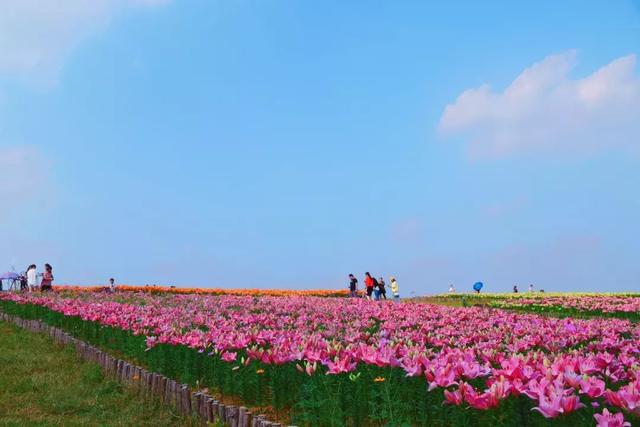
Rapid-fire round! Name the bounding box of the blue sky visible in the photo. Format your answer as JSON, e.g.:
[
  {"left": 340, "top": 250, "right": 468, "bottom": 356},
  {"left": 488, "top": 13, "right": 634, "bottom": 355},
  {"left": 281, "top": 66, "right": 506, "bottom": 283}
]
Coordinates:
[{"left": 1, "top": 1, "right": 639, "bottom": 294}]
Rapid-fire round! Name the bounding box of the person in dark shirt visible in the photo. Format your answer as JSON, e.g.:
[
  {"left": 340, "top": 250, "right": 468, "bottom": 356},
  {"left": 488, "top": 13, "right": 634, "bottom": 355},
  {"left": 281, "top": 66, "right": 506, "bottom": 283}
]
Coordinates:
[
  {"left": 348, "top": 274, "right": 358, "bottom": 297},
  {"left": 378, "top": 277, "right": 387, "bottom": 300},
  {"left": 20, "top": 273, "right": 28, "bottom": 292}
]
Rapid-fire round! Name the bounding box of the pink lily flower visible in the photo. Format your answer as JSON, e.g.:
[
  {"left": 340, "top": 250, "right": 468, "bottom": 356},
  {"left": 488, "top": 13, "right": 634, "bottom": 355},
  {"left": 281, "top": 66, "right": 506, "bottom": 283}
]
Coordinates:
[
  {"left": 532, "top": 394, "right": 563, "bottom": 418},
  {"left": 606, "top": 384, "right": 640, "bottom": 415},
  {"left": 532, "top": 393, "right": 584, "bottom": 418},
  {"left": 443, "top": 388, "right": 464, "bottom": 405},
  {"left": 221, "top": 351, "right": 237, "bottom": 362},
  {"left": 305, "top": 361, "right": 317, "bottom": 376},
  {"left": 618, "top": 385, "right": 640, "bottom": 415},
  {"left": 562, "top": 370, "right": 582, "bottom": 389},
  {"left": 560, "top": 394, "right": 585, "bottom": 414},
  {"left": 484, "top": 377, "right": 511, "bottom": 408},
  {"left": 463, "top": 388, "right": 492, "bottom": 410},
  {"left": 326, "top": 356, "right": 356, "bottom": 374},
  {"left": 427, "top": 364, "right": 458, "bottom": 391},
  {"left": 593, "top": 409, "right": 631, "bottom": 427},
  {"left": 579, "top": 376, "right": 606, "bottom": 398}
]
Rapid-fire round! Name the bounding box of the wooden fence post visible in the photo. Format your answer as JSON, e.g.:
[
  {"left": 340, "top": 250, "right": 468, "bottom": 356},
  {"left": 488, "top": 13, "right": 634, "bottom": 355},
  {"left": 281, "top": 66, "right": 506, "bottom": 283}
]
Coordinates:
[
  {"left": 180, "top": 385, "right": 191, "bottom": 415},
  {"left": 218, "top": 403, "right": 226, "bottom": 422},
  {"left": 205, "top": 398, "right": 214, "bottom": 423},
  {"left": 212, "top": 400, "right": 220, "bottom": 422},
  {"left": 238, "top": 407, "right": 249, "bottom": 427}
]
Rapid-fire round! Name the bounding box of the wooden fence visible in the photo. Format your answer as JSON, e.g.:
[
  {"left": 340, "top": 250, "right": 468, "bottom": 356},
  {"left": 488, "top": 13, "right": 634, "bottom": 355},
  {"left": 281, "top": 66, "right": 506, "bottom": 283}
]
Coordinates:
[{"left": 0, "top": 312, "right": 292, "bottom": 427}]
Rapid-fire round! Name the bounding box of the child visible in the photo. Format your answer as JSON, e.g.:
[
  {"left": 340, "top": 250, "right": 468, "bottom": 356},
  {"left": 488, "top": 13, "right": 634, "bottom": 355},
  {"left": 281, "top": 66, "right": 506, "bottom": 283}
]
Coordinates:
[{"left": 390, "top": 277, "right": 400, "bottom": 302}]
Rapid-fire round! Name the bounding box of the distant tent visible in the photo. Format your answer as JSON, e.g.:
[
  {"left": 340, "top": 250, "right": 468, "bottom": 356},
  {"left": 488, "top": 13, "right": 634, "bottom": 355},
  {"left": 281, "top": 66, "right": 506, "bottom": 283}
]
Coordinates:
[
  {"left": 0, "top": 271, "right": 21, "bottom": 291},
  {"left": 0, "top": 272, "right": 20, "bottom": 280}
]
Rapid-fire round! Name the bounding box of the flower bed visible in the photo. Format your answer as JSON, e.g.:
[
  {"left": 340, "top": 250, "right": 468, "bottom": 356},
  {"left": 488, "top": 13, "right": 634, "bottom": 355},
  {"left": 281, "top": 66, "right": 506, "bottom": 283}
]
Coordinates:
[
  {"left": 1, "top": 291, "right": 638, "bottom": 426},
  {"left": 488, "top": 296, "right": 640, "bottom": 322},
  {"left": 416, "top": 293, "right": 640, "bottom": 322},
  {"left": 53, "top": 285, "right": 354, "bottom": 298}
]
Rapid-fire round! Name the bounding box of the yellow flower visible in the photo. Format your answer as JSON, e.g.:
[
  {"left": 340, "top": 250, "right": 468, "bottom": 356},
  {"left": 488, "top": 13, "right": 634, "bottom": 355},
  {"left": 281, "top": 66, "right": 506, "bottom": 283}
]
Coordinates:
[
  {"left": 256, "top": 369, "right": 265, "bottom": 374},
  {"left": 374, "top": 377, "right": 385, "bottom": 382}
]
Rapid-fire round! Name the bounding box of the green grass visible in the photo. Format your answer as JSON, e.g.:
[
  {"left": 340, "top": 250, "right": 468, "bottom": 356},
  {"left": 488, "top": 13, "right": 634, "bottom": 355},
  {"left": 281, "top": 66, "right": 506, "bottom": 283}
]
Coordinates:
[{"left": 0, "top": 321, "right": 201, "bottom": 427}]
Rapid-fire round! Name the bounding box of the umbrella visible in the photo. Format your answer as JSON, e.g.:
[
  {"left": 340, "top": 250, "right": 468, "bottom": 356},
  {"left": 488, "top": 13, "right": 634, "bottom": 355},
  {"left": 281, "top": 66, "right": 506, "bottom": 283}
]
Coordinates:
[
  {"left": 0, "top": 272, "right": 20, "bottom": 280},
  {"left": 472, "top": 281, "right": 484, "bottom": 292}
]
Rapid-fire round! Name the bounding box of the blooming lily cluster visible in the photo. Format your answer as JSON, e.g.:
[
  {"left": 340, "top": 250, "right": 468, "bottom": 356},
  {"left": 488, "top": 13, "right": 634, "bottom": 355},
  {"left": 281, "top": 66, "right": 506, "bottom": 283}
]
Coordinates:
[{"left": 1, "top": 291, "right": 638, "bottom": 425}]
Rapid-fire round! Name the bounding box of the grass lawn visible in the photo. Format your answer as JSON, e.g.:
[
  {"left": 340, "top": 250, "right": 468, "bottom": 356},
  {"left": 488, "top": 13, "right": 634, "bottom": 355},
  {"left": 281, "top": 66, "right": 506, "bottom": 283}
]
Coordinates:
[{"left": 0, "top": 321, "right": 200, "bottom": 427}]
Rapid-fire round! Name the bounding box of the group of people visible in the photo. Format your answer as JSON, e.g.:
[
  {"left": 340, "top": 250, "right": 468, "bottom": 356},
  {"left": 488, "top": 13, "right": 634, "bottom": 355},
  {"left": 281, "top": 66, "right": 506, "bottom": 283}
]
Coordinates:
[
  {"left": 513, "top": 284, "right": 543, "bottom": 293},
  {"left": 447, "top": 282, "right": 541, "bottom": 294},
  {"left": 348, "top": 273, "right": 400, "bottom": 302},
  {"left": 18, "top": 264, "right": 54, "bottom": 292}
]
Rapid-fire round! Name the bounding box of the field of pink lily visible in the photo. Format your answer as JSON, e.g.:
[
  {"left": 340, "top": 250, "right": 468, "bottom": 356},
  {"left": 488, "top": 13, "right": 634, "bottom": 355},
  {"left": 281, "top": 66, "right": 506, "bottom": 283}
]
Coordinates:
[
  {"left": 487, "top": 295, "right": 640, "bottom": 322},
  {"left": 0, "top": 291, "right": 638, "bottom": 426}
]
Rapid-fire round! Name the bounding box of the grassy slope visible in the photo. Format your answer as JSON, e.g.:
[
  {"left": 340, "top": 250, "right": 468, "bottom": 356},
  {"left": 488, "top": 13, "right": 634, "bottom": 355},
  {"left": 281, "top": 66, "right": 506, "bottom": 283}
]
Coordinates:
[{"left": 0, "top": 321, "right": 200, "bottom": 427}]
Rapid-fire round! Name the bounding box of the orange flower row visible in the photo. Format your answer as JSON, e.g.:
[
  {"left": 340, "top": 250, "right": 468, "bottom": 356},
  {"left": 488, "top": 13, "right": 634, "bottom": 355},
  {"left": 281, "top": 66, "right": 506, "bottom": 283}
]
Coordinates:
[{"left": 52, "top": 284, "right": 355, "bottom": 298}]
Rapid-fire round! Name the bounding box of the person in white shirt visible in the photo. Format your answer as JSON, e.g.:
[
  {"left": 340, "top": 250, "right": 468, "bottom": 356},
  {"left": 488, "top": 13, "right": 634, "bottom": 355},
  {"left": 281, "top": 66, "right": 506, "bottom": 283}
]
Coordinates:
[
  {"left": 26, "top": 264, "right": 38, "bottom": 292},
  {"left": 528, "top": 283, "right": 534, "bottom": 292},
  {"left": 109, "top": 278, "right": 116, "bottom": 293},
  {"left": 448, "top": 284, "right": 455, "bottom": 293}
]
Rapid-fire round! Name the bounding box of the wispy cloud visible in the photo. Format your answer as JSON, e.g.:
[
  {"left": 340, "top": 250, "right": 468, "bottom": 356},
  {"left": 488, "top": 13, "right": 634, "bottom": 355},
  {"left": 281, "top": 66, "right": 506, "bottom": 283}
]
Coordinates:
[
  {"left": 439, "top": 52, "right": 640, "bottom": 158},
  {"left": 0, "top": 0, "right": 169, "bottom": 86}
]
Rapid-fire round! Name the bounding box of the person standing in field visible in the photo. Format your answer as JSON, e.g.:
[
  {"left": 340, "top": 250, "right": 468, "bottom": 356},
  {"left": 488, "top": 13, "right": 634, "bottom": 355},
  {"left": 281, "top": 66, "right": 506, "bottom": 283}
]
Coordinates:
[
  {"left": 377, "top": 277, "right": 387, "bottom": 300},
  {"left": 26, "top": 264, "right": 37, "bottom": 292},
  {"left": 448, "top": 284, "right": 455, "bottom": 293},
  {"left": 364, "top": 272, "right": 375, "bottom": 300},
  {"left": 109, "top": 278, "right": 116, "bottom": 293},
  {"left": 513, "top": 285, "right": 519, "bottom": 293},
  {"left": 348, "top": 274, "right": 358, "bottom": 298},
  {"left": 473, "top": 281, "right": 483, "bottom": 294},
  {"left": 390, "top": 277, "right": 399, "bottom": 302},
  {"left": 40, "top": 264, "right": 53, "bottom": 292},
  {"left": 372, "top": 276, "right": 381, "bottom": 301},
  {"left": 19, "top": 271, "right": 28, "bottom": 292},
  {"left": 528, "top": 283, "right": 534, "bottom": 292}
]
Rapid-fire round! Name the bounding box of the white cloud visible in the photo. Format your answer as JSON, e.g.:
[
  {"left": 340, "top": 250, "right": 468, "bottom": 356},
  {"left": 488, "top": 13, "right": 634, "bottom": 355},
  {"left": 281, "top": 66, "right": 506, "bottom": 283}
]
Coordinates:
[
  {"left": 439, "top": 52, "right": 640, "bottom": 157},
  {"left": 0, "top": 0, "right": 168, "bottom": 86}
]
